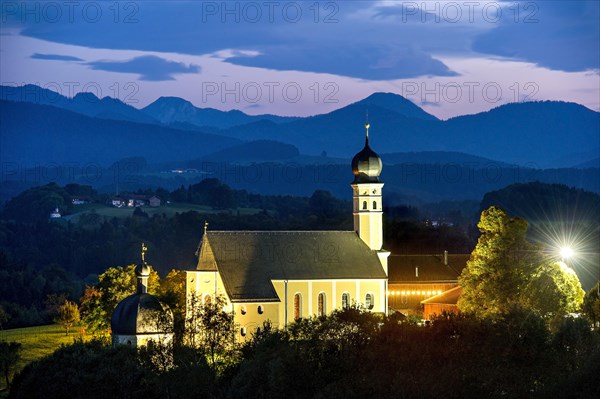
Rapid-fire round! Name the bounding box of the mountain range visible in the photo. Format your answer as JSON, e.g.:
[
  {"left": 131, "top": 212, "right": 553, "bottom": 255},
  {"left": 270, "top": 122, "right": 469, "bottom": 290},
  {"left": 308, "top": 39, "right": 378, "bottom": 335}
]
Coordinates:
[{"left": 1, "top": 84, "right": 598, "bottom": 170}]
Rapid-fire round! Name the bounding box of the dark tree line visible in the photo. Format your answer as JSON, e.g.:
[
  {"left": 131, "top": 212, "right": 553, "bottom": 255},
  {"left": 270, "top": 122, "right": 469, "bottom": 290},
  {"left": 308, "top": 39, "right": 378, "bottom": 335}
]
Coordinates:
[{"left": 8, "top": 308, "right": 600, "bottom": 399}]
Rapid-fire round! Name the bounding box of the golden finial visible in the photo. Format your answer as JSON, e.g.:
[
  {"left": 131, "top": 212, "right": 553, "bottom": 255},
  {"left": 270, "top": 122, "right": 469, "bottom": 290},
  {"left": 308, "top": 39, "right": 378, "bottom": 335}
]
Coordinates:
[
  {"left": 141, "top": 242, "right": 148, "bottom": 262},
  {"left": 365, "top": 111, "right": 370, "bottom": 139},
  {"left": 204, "top": 220, "right": 209, "bottom": 235}
]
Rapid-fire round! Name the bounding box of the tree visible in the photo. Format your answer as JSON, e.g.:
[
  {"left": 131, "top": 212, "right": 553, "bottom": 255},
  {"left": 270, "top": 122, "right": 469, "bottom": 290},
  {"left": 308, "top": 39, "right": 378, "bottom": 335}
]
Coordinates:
[
  {"left": 458, "top": 206, "right": 541, "bottom": 318},
  {"left": 524, "top": 261, "right": 585, "bottom": 324},
  {"left": 0, "top": 306, "right": 8, "bottom": 330},
  {"left": 582, "top": 281, "right": 600, "bottom": 327},
  {"left": 80, "top": 264, "right": 160, "bottom": 334},
  {"left": 55, "top": 300, "right": 80, "bottom": 335},
  {"left": 157, "top": 269, "right": 186, "bottom": 342},
  {"left": 0, "top": 341, "right": 21, "bottom": 389},
  {"left": 185, "top": 294, "right": 237, "bottom": 372},
  {"left": 8, "top": 340, "right": 158, "bottom": 399},
  {"left": 44, "top": 293, "right": 68, "bottom": 320}
]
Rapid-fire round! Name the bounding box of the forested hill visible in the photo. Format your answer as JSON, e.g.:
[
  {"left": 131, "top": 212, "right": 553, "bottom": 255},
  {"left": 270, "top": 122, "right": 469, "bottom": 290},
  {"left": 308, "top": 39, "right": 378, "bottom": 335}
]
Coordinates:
[{"left": 0, "top": 100, "right": 241, "bottom": 166}]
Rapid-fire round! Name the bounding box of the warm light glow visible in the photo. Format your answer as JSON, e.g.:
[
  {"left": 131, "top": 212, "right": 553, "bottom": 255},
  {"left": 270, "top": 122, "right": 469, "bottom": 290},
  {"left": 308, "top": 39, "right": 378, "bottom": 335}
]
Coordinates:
[{"left": 560, "top": 247, "right": 574, "bottom": 259}]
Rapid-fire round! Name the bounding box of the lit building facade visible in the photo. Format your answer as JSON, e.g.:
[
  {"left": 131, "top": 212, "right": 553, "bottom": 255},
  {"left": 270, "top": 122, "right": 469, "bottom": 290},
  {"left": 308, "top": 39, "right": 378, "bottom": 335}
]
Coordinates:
[{"left": 186, "top": 124, "right": 390, "bottom": 340}]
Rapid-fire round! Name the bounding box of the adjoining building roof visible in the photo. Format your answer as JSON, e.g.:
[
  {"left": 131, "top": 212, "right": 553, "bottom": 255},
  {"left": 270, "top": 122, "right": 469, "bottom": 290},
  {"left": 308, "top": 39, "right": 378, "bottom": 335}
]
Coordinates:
[
  {"left": 421, "top": 286, "right": 462, "bottom": 305},
  {"left": 194, "top": 231, "right": 387, "bottom": 302},
  {"left": 388, "top": 254, "right": 469, "bottom": 283}
]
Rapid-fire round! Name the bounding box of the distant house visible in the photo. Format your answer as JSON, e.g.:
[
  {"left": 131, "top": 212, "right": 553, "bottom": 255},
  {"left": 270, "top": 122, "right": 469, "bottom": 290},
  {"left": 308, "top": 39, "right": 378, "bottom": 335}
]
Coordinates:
[
  {"left": 49, "top": 208, "right": 61, "bottom": 218},
  {"left": 148, "top": 196, "right": 161, "bottom": 207},
  {"left": 111, "top": 194, "right": 158, "bottom": 208},
  {"left": 71, "top": 196, "right": 91, "bottom": 205},
  {"left": 111, "top": 197, "right": 127, "bottom": 207},
  {"left": 387, "top": 252, "right": 469, "bottom": 315}
]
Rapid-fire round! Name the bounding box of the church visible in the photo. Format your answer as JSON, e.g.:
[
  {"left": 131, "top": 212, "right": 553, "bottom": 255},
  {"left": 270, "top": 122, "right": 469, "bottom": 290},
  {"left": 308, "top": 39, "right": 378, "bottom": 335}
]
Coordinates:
[{"left": 186, "top": 123, "right": 391, "bottom": 339}]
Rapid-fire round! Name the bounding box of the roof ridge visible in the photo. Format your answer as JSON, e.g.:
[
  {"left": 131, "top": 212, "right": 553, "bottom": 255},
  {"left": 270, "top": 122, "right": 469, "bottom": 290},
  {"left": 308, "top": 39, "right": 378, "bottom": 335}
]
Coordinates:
[{"left": 207, "top": 230, "right": 355, "bottom": 234}]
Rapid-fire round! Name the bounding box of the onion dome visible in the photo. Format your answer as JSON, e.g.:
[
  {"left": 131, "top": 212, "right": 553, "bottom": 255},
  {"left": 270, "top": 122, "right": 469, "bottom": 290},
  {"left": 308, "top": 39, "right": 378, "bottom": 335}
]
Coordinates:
[
  {"left": 111, "top": 293, "right": 172, "bottom": 335},
  {"left": 351, "top": 123, "right": 382, "bottom": 183},
  {"left": 110, "top": 243, "right": 172, "bottom": 336}
]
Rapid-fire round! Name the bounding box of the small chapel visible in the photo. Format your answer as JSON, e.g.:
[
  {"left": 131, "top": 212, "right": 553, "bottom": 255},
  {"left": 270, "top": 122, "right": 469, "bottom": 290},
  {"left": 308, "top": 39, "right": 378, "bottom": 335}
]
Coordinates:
[{"left": 186, "top": 123, "right": 391, "bottom": 340}]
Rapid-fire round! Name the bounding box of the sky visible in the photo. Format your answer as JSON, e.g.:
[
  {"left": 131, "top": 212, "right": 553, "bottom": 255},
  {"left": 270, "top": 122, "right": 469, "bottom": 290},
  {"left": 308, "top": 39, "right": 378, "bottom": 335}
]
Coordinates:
[{"left": 1, "top": 0, "right": 599, "bottom": 119}]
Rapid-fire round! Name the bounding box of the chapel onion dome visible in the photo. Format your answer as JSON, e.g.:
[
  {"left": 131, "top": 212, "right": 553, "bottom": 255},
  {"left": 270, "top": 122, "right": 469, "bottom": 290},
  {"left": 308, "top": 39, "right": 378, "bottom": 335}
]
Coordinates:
[
  {"left": 351, "top": 123, "right": 383, "bottom": 184},
  {"left": 111, "top": 255, "right": 172, "bottom": 336}
]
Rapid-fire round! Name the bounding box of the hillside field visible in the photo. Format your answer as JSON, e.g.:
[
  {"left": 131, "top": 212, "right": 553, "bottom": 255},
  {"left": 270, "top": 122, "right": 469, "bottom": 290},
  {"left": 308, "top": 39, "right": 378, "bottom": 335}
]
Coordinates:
[{"left": 0, "top": 324, "right": 92, "bottom": 393}]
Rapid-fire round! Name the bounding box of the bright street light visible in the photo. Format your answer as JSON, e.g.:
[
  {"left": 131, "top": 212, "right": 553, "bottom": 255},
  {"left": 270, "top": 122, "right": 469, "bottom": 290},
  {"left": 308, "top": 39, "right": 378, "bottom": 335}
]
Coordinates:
[{"left": 560, "top": 247, "right": 574, "bottom": 262}]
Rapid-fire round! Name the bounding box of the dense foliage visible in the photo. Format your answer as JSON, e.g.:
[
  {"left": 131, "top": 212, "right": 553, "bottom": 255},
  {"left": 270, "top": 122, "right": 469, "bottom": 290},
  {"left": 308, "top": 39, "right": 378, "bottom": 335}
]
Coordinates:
[
  {"left": 8, "top": 308, "right": 600, "bottom": 399},
  {"left": 459, "top": 207, "right": 585, "bottom": 322},
  {"left": 79, "top": 265, "right": 160, "bottom": 334}
]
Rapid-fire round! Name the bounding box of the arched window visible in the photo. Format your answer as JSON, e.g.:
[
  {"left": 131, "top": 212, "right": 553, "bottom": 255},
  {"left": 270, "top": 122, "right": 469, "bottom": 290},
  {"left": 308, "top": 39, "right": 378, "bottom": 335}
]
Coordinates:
[
  {"left": 240, "top": 327, "right": 247, "bottom": 337},
  {"left": 341, "top": 292, "right": 350, "bottom": 309},
  {"left": 373, "top": 201, "right": 377, "bottom": 210},
  {"left": 203, "top": 294, "right": 212, "bottom": 305},
  {"left": 240, "top": 305, "right": 247, "bottom": 315},
  {"left": 294, "top": 293, "right": 302, "bottom": 320},
  {"left": 318, "top": 292, "right": 326, "bottom": 317},
  {"left": 257, "top": 305, "right": 264, "bottom": 315},
  {"left": 365, "top": 293, "right": 374, "bottom": 310},
  {"left": 362, "top": 201, "right": 367, "bottom": 210}
]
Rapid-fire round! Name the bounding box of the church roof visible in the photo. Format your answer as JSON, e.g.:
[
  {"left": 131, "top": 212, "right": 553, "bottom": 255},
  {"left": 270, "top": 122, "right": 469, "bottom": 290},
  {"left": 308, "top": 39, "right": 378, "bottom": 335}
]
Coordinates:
[
  {"left": 194, "top": 231, "right": 387, "bottom": 302},
  {"left": 421, "top": 286, "right": 462, "bottom": 305},
  {"left": 388, "top": 254, "right": 469, "bottom": 283}
]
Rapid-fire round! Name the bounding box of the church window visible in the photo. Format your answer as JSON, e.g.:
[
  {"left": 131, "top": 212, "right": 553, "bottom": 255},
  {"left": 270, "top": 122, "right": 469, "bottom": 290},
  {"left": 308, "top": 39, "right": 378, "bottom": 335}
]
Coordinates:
[
  {"left": 318, "top": 292, "right": 326, "bottom": 317},
  {"left": 362, "top": 201, "right": 367, "bottom": 210},
  {"left": 203, "top": 294, "right": 211, "bottom": 305},
  {"left": 240, "top": 327, "right": 247, "bottom": 337},
  {"left": 341, "top": 292, "right": 350, "bottom": 309},
  {"left": 240, "top": 306, "right": 247, "bottom": 315},
  {"left": 365, "top": 293, "right": 374, "bottom": 310},
  {"left": 258, "top": 305, "right": 264, "bottom": 314},
  {"left": 294, "top": 293, "right": 302, "bottom": 320},
  {"left": 373, "top": 201, "right": 377, "bottom": 210}
]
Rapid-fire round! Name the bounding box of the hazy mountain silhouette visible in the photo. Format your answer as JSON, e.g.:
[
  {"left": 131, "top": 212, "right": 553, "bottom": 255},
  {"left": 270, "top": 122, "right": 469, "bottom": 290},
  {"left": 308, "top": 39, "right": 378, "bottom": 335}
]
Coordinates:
[
  {"left": 0, "top": 84, "right": 157, "bottom": 124},
  {"left": 358, "top": 92, "right": 439, "bottom": 121},
  {"left": 2, "top": 85, "right": 598, "bottom": 168},
  {"left": 0, "top": 101, "right": 241, "bottom": 166},
  {"left": 216, "top": 99, "right": 598, "bottom": 167},
  {"left": 141, "top": 96, "right": 296, "bottom": 129}
]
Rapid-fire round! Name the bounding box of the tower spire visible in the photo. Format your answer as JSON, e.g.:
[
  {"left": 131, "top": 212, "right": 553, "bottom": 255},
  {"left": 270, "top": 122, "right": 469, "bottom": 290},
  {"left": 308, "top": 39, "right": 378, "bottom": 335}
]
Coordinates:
[
  {"left": 365, "top": 111, "right": 370, "bottom": 141},
  {"left": 141, "top": 242, "right": 148, "bottom": 263},
  {"left": 136, "top": 244, "right": 150, "bottom": 294}
]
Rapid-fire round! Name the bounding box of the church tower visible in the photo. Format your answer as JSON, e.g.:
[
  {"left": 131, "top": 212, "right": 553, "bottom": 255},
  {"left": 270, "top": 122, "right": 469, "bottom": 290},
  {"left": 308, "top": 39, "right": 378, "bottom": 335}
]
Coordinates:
[{"left": 351, "top": 122, "right": 384, "bottom": 251}]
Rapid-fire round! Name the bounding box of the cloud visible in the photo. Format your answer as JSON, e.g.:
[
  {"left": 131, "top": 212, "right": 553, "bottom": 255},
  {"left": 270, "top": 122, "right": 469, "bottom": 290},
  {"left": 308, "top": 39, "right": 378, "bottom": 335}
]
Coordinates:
[
  {"left": 472, "top": 1, "right": 600, "bottom": 72},
  {"left": 31, "top": 53, "right": 83, "bottom": 61},
  {"left": 86, "top": 55, "right": 200, "bottom": 81},
  {"left": 8, "top": 1, "right": 599, "bottom": 80},
  {"left": 225, "top": 44, "right": 458, "bottom": 80},
  {"left": 12, "top": 2, "right": 460, "bottom": 80}
]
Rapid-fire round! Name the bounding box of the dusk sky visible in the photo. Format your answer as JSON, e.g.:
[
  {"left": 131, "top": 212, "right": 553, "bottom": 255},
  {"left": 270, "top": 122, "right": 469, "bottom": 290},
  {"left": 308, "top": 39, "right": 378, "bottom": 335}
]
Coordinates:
[{"left": 1, "top": 0, "right": 599, "bottom": 119}]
